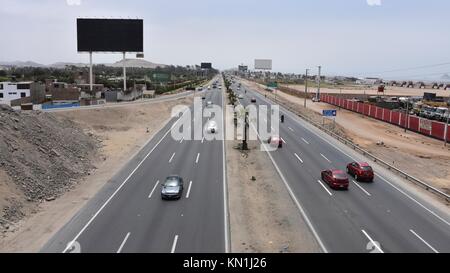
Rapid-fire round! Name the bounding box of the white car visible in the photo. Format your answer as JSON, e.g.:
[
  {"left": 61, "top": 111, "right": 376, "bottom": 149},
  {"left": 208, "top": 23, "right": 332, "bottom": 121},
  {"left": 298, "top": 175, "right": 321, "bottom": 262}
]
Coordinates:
[
  {"left": 206, "top": 101, "right": 213, "bottom": 108},
  {"left": 238, "top": 94, "right": 244, "bottom": 99},
  {"left": 206, "top": 120, "right": 218, "bottom": 134}
]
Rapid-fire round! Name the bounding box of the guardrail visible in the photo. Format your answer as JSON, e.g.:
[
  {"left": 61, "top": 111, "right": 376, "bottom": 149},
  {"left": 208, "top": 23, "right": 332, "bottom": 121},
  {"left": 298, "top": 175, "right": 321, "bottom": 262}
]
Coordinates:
[{"left": 251, "top": 86, "right": 450, "bottom": 202}]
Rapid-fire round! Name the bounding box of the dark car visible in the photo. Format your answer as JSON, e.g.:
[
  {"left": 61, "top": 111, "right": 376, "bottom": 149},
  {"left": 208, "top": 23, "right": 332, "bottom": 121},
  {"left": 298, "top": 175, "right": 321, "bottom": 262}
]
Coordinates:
[
  {"left": 161, "top": 175, "right": 184, "bottom": 200},
  {"left": 347, "top": 162, "right": 374, "bottom": 182},
  {"left": 251, "top": 97, "right": 257, "bottom": 103},
  {"left": 321, "top": 169, "right": 349, "bottom": 190},
  {"left": 268, "top": 136, "right": 282, "bottom": 148}
]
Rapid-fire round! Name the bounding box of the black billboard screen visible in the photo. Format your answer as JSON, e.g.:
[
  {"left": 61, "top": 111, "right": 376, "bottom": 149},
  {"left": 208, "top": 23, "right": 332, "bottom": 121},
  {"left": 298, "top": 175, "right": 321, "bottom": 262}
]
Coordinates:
[
  {"left": 77, "top": 19, "right": 143, "bottom": 52},
  {"left": 201, "top": 63, "right": 212, "bottom": 69}
]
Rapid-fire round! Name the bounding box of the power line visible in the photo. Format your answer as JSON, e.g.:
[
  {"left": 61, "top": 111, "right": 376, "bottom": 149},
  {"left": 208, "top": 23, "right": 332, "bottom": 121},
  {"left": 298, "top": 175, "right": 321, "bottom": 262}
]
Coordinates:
[{"left": 368, "top": 62, "right": 450, "bottom": 75}]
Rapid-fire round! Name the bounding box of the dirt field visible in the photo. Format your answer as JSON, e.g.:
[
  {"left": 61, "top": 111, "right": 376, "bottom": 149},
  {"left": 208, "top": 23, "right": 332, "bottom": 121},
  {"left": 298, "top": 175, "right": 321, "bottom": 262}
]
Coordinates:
[
  {"left": 225, "top": 89, "right": 321, "bottom": 253},
  {"left": 284, "top": 84, "right": 450, "bottom": 97},
  {"left": 0, "top": 95, "right": 193, "bottom": 252},
  {"left": 243, "top": 80, "right": 450, "bottom": 195}
]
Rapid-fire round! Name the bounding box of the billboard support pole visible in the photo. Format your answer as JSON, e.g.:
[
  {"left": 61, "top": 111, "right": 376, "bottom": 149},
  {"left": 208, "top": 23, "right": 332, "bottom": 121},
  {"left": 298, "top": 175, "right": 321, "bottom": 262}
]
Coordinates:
[
  {"left": 317, "top": 65, "right": 321, "bottom": 100},
  {"left": 123, "top": 52, "right": 127, "bottom": 91},
  {"left": 89, "top": 52, "right": 93, "bottom": 92}
]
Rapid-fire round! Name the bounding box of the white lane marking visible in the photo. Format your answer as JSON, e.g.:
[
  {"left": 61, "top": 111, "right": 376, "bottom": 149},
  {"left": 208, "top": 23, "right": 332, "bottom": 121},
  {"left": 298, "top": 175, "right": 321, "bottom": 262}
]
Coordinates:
[
  {"left": 168, "top": 152, "right": 176, "bottom": 163},
  {"left": 238, "top": 88, "right": 328, "bottom": 253},
  {"left": 317, "top": 180, "right": 333, "bottom": 196},
  {"left": 320, "top": 153, "right": 331, "bottom": 163},
  {"left": 180, "top": 138, "right": 184, "bottom": 144},
  {"left": 148, "top": 180, "right": 160, "bottom": 199},
  {"left": 352, "top": 180, "right": 372, "bottom": 196},
  {"left": 301, "top": 138, "right": 310, "bottom": 144},
  {"left": 117, "top": 232, "right": 131, "bottom": 253},
  {"left": 171, "top": 235, "right": 179, "bottom": 253},
  {"left": 294, "top": 153, "right": 304, "bottom": 164},
  {"left": 201, "top": 137, "right": 205, "bottom": 144},
  {"left": 62, "top": 110, "right": 188, "bottom": 253},
  {"left": 409, "top": 229, "right": 439, "bottom": 253},
  {"left": 281, "top": 137, "right": 287, "bottom": 144},
  {"left": 221, "top": 88, "right": 230, "bottom": 253},
  {"left": 288, "top": 127, "right": 294, "bottom": 132},
  {"left": 377, "top": 175, "right": 449, "bottom": 226},
  {"left": 195, "top": 153, "right": 200, "bottom": 164},
  {"left": 362, "top": 230, "right": 384, "bottom": 253},
  {"left": 186, "top": 181, "right": 193, "bottom": 198},
  {"left": 263, "top": 118, "right": 267, "bottom": 122}
]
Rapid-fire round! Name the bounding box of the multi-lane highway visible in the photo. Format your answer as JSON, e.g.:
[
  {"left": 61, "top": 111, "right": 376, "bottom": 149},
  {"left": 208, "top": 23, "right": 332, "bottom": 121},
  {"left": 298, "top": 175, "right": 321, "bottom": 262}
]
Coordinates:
[
  {"left": 42, "top": 77, "right": 229, "bottom": 253},
  {"left": 233, "top": 79, "right": 450, "bottom": 253}
]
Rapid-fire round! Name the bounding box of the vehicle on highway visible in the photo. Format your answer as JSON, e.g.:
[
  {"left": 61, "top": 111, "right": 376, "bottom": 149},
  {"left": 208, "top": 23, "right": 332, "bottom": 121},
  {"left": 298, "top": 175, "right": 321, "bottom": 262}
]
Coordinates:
[
  {"left": 206, "top": 120, "right": 218, "bottom": 133},
  {"left": 312, "top": 96, "right": 320, "bottom": 102},
  {"left": 238, "top": 94, "right": 244, "bottom": 99},
  {"left": 206, "top": 101, "right": 213, "bottom": 108},
  {"left": 161, "top": 175, "right": 184, "bottom": 200},
  {"left": 251, "top": 97, "right": 256, "bottom": 103},
  {"left": 321, "top": 169, "right": 349, "bottom": 190},
  {"left": 201, "top": 96, "right": 206, "bottom": 100},
  {"left": 208, "top": 86, "right": 211, "bottom": 90},
  {"left": 267, "top": 135, "right": 282, "bottom": 148},
  {"left": 346, "top": 162, "right": 374, "bottom": 182}
]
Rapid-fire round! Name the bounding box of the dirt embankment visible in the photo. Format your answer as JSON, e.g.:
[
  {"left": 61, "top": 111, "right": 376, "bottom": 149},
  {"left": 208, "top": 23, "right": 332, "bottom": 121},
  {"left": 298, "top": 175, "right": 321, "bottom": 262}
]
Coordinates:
[
  {"left": 243, "top": 79, "right": 450, "bottom": 194},
  {"left": 224, "top": 90, "right": 321, "bottom": 253},
  {"left": 0, "top": 96, "right": 193, "bottom": 252},
  {"left": 0, "top": 104, "right": 99, "bottom": 233}
]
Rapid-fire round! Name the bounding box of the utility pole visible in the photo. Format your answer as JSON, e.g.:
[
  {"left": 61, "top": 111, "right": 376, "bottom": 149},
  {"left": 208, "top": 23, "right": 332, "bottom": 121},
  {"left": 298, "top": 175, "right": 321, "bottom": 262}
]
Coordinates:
[
  {"left": 304, "top": 69, "right": 309, "bottom": 108},
  {"left": 317, "top": 65, "right": 322, "bottom": 101},
  {"left": 242, "top": 110, "right": 249, "bottom": 150},
  {"left": 404, "top": 99, "right": 409, "bottom": 133},
  {"left": 445, "top": 109, "right": 449, "bottom": 146}
]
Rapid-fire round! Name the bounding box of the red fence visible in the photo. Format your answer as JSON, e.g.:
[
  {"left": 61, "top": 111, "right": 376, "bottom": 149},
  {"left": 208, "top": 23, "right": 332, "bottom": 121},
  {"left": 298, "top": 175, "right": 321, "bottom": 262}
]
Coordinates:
[{"left": 320, "top": 94, "right": 450, "bottom": 142}]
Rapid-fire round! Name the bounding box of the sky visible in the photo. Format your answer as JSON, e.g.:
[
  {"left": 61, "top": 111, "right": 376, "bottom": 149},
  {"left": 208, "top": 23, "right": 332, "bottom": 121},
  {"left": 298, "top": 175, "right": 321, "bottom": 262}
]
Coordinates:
[{"left": 1, "top": 0, "right": 450, "bottom": 80}]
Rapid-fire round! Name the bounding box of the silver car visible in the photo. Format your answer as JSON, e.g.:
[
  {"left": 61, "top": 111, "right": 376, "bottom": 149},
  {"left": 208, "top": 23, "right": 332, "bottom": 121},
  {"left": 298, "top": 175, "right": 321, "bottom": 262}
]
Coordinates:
[{"left": 161, "top": 175, "right": 184, "bottom": 200}]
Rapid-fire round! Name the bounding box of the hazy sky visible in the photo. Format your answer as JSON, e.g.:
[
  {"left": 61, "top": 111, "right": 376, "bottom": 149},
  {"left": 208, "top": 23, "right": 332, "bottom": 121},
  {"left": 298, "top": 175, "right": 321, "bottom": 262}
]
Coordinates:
[{"left": 1, "top": 0, "right": 450, "bottom": 79}]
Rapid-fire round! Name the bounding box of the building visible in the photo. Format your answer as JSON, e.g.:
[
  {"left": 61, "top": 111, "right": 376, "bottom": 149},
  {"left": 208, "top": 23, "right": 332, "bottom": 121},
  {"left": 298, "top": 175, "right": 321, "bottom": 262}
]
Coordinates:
[
  {"left": 78, "top": 84, "right": 105, "bottom": 100},
  {"left": 49, "top": 82, "right": 80, "bottom": 104},
  {"left": 0, "top": 81, "right": 32, "bottom": 105}
]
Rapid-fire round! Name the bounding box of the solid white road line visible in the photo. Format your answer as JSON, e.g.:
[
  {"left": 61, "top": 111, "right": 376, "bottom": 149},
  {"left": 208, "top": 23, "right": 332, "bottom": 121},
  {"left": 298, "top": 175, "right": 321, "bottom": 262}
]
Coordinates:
[
  {"left": 288, "top": 127, "right": 294, "bottom": 132},
  {"left": 301, "top": 138, "right": 310, "bottom": 145},
  {"left": 352, "top": 180, "right": 372, "bottom": 196},
  {"left": 186, "top": 181, "right": 193, "bottom": 199},
  {"left": 117, "top": 232, "right": 131, "bottom": 253},
  {"left": 281, "top": 137, "right": 287, "bottom": 144},
  {"left": 169, "top": 152, "right": 176, "bottom": 163},
  {"left": 294, "top": 153, "right": 304, "bottom": 164},
  {"left": 376, "top": 175, "right": 450, "bottom": 227},
  {"left": 62, "top": 110, "right": 188, "bottom": 253},
  {"left": 320, "top": 153, "right": 331, "bottom": 163},
  {"left": 317, "top": 180, "right": 333, "bottom": 196},
  {"left": 361, "top": 230, "right": 384, "bottom": 253},
  {"left": 195, "top": 153, "right": 200, "bottom": 164},
  {"left": 409, "top": 229, "right": 439, "bottom": 253},
  {"left": 171, "top": 235, "right": 179, "bottom": 253},
  {"left": 148, "top": 180, "right": 160, "bottom": 199}
]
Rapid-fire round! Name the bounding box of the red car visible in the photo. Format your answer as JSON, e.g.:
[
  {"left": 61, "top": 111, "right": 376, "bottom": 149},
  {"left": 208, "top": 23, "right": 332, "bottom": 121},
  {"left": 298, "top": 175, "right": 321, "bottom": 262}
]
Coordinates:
[
  {"left": 346, "top": 162, "right": 374, "bottom": 182},
  {"left": 268, "top": 136, "right": 282, "bottom": 148},
  {"left": 321, "top": 169, "right": 349, "bottom": 190}
]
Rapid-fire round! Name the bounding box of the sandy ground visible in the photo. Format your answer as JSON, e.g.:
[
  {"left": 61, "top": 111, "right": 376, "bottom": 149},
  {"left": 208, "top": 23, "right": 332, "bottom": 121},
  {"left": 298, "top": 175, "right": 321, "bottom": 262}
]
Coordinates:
[
  {"left": 284, "top": 84, "right": 450, "bottom": 97},
  {"left": 0, "top": 95, "right": 194, "bottom": 252},
  {"left": 225, "top": 89, "right": 321, "bottom": 253},
  {"left": 243, "top": 79, "right": 450, "bottom": 194}
]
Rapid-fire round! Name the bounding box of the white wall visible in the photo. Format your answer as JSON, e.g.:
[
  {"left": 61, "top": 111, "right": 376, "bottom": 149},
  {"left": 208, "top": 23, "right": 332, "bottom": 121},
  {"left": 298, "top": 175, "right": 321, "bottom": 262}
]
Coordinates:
[{"left": 0, "top": 82, "right": 31, "bottom": 105}]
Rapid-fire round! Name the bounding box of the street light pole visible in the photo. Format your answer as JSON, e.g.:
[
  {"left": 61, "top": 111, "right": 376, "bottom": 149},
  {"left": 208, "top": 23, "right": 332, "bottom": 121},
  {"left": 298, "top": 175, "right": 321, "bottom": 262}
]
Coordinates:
[
  {"left": 304, "top": 69, "right": 309, "bottom": 108},
  {"left": 317, "top": 65, "right": 322, "bottom": 101},
  {"left": 445, "top": 110, "right": 449, "bottom": 146}
]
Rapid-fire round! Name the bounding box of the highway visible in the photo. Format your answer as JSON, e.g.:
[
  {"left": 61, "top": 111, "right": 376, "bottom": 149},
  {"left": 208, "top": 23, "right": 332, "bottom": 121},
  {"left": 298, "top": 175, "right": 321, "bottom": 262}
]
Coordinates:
[
  {"left": 42, "top": 77, "right": 229, "bottom": 253},
  {"left": 233, "top": 79, "right": 450, "bottom": 253}
]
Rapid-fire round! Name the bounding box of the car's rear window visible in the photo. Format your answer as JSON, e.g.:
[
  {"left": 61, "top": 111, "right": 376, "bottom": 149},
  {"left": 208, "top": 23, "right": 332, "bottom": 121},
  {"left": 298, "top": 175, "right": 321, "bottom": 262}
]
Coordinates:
[
  {"left": 361, "top": 166, "right": 373, "bottom": 171},
  {"left": 333, "top": 173, "right": 347, "bottom": 179},
  {"left": 165, "top": 179, "right": 179, "bottom": 187}
]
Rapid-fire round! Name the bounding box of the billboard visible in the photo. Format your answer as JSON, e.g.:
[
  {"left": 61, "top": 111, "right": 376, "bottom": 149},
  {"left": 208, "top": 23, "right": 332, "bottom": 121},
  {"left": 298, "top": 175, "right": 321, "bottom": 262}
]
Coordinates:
[
  {"left": 255, "top": 59, "right": 272, "bottom": 70},
  {"left": 201, "top": 63, "right": 212, "bottom": 69},
  {"left": 77, "top": 18, "right": 143, "bottom": 52},
  {"left": 238, "top": 65, "right": 248, "bottom": 72}
]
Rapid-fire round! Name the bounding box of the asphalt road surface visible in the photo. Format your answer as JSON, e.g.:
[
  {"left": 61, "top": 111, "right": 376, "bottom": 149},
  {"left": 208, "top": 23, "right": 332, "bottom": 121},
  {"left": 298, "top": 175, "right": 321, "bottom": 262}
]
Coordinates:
[
  {"left": 233, "top": 79, "right": 450, "bottom": 253},
  {"left": 42, "top": 78, "right": 229, "bottom": 253}
]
